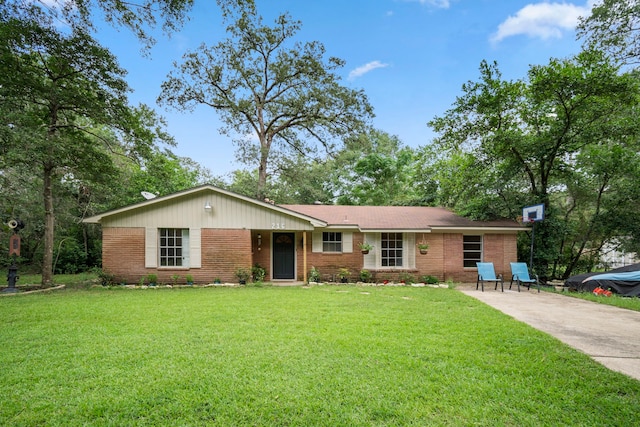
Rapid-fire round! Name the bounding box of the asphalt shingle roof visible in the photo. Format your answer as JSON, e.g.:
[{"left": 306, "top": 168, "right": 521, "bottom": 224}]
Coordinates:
[{"left": 280, "top": 205, "right": 521, "bottom": 230}]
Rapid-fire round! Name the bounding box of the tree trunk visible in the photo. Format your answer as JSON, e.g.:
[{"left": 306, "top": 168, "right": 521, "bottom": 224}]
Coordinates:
[
  {"left": 256, "top": 139, "right": 271, "bottom": 201},
  {"left": 42, "top": 161, "right": 55, "bottom": 286}
]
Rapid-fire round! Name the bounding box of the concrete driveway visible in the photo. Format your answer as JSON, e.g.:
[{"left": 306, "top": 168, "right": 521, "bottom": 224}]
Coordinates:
[{"left": 458, "top": 285, "right": 640, "bottom": 381}]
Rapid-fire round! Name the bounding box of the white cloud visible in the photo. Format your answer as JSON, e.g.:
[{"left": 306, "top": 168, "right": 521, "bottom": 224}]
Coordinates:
[
  {"left": 405, "top": 0, "right": 451, "bottom": 8},
  {"left": 348, "top": 61, "right": 390, "bottom": 80},
  {"left": 490, "top": 1, "right": 593, "bottom": 44},
  {"left": 421, "top": 0, "right": 450, "bottom": 7}
]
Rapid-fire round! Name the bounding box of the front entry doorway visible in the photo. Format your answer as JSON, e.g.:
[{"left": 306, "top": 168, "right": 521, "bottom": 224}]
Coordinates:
[{"left": 272, "top": 232, "right": 295, "bottom": 280}]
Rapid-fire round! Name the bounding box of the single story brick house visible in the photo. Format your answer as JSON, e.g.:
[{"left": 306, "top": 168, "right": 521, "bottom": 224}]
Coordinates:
[{"left": 84, "top": 184, "right": 525, "bottom": 284}]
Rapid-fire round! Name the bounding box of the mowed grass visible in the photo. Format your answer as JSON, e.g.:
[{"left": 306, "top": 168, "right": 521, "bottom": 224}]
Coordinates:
[{"left": 2, "top": 286, "right": 639, "bottom": 426}]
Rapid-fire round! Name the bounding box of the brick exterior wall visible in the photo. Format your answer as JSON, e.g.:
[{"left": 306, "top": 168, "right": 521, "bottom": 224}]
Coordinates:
[
  {"left": 300, "top": 232, "right": 517, "bottom": 283},
  {"left": 302, "top": 232, "right": 364, "bottom": 282},
  {"left": 201, "top": 229, "right": 252, "bottom": 283},
  {"left": 102, "top": 227, "right": 518, "bottom": 285},
  {"left": 102, "top": 227, "right": 252, "bottom": 285},
  {"left": 251, "top": 231, "right": 271, "bottom": 281},
  {"left": 102, "top": 227, "right": 145, "bottom": 284},
  {"left": 415, "top": 233, "right": 444, "bottom": 281}
]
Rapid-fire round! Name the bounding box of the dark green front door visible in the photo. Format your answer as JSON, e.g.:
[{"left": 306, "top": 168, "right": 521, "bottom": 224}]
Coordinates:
[{"left": 273, "top": 232, "right": 295, "bottom": 280}]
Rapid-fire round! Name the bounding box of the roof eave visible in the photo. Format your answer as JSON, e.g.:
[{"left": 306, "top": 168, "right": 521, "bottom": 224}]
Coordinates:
[
  {"left": 430, "top": 226, "right": 526, "bottom": 232},
  {"left": 360, "top": 228, "right": 433, "bottom": 233},
  {"left": 83, "top": 185, "right": 328, "bottom": 227}
]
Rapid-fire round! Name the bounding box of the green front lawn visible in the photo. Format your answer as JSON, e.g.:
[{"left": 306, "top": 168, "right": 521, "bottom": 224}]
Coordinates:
[{"left": 2, "top": 286, "right": 639, "bottom": 426}]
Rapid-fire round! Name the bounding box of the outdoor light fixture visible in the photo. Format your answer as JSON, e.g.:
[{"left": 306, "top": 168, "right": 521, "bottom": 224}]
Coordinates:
[{"left": 204, "top": 202, "right": 212, "bottom": 211}]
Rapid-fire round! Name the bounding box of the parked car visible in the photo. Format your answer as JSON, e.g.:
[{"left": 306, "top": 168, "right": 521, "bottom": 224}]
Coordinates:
[{"left": 565, "top": 263, "right": 640, "bottom": 297}]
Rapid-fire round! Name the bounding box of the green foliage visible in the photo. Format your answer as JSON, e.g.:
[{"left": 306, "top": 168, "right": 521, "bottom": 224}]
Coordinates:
[
  {"left": 398, "top": 272, "right": 415, "bottom": 284},
  {"left": 332, "top": 129, "right": 420, "bottom": 206},
  {"left": 337, "top": 268, "right": 351, "bottom": 281},
  {"left": 578, "top": 0, "right": 640, "bottom": 66},
  {"left": 158, "top": 4, "right": 373, "bottom": 199},
  {"left": 428, "top": 51, "right": 640, "bottom": 278},
  {"left": 146, "top": 273, "right": 158, "bottom": 285},
  {"left": 265, "top": 155, "right": 335, "bottom": 204},
  {"left": 53, "top": 238, "right": 88, "bottom": 274},
  {"left": 421, "top": 275, "right": 440, "bottom": 284},
  {"left": 105, "top": 148, "right": 211, "bottom": 209},
  {"left": 359, "top": 269, "right": 372, "bottom": 283},
  {"left": 235, "top": 267, "right": 250, "bottom": 283},
  {"left": 358, "top": 242, "right": 373, "bottom": 252},
  {"left": 308, "top": 266, "right": 321, "bottom": 283},
  {"left": 1, "top": 0, "right": 196, "bottom": 50},
  {"left": 251, "top": 264, "right": 266, "bottom": 282},
  {"left": 97, "top": 269, "right": 116, "bottom": 286},
  {"left": 0, "top": 15, "right": 172, "bottom": 284}
]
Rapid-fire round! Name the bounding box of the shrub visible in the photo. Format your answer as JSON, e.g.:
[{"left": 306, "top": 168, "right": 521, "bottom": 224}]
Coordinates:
[
  {"left": 235, "top": 267, "right": 251, "bottom": 284},
  {"left": 97, "top": 269, "right": 116, "bottom": 286},
  {"left": 309, "top": 266, "right": 321, "bottom": 283},
  {"left": 338, "top": 268, "right": 350, "bottom": 282},
  {"left": 399, "top": 272, "right": 415, "bottom": 284},
  {"left": 359, "top": 269, "right": 372, "bottom": 283},
  {"left": 53, "top": 238, "right": 87, "bottom": 274},
  {"left": 421, "top": 275, "right": 439, "bottom": 284},
  {"left": 252, "top": 264, "right": 266, "bottom": 282}
]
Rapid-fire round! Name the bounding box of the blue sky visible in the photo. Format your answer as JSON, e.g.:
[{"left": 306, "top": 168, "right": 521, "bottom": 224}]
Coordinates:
[{"left": 91, "top": 0, "right": 595, "bottom": 178}]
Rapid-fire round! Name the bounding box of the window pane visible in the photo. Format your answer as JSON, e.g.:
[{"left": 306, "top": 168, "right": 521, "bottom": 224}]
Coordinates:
[
  {"left": 159, "top": 228, "right": 187, "bottom": 268},
  {"left": 322, "top": 232, "right": 342, "bottom": 252},
  {"left": 463, "top": 235, "right": 483, "bottom": 267},
  {"left": 381, "top": 233, "right": 403, "bottom": 268}
]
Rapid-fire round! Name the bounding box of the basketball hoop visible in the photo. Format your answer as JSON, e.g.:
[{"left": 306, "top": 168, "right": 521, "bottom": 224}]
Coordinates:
[
  {"left": 517, "top": 215, "right": 535, "bottom": 225},
  {"left": 522, "top": 204, "right": 545, "bottom": 270}
]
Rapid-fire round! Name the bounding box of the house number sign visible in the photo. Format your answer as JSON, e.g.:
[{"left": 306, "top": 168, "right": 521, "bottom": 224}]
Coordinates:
[{"left": 271, "top": 222, "right": 286, "bottom": 230}]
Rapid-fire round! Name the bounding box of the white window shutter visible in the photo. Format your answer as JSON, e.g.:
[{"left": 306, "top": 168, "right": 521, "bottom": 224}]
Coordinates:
[
  {"left": 312, "top": 231, "right": 323, "bottom": 252},
  {"left": 189, "top": 228, "right": 201, "bottom": 268},
  {"left": 145, "top": 227, "right": 157, "bottom": 268},
  {"left": 342, "top": 232, "right": 353, "bottom": 253},
  {"left": 406, "top": 233, "right": 416, "bottom": 269},
  {"left": 363, "top": 232, "right": 379, "bottom": 269}
]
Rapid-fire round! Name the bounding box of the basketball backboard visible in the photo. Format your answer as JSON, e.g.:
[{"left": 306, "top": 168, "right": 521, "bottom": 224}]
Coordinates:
[{"left": 522, "top": 204, "right": 544, "bottom": 223}]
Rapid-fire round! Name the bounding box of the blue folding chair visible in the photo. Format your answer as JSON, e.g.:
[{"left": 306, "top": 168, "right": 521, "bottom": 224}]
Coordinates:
[
  {"left": 509, "top": 262, "right": 540, "bottom": 293},
  {"left": 476, "top": 262, "right": 503, "bottom": 292}
]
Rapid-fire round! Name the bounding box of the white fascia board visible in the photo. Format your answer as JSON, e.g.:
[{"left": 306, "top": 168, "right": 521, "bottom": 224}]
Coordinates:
[
  {"left": 359, "top": 228, "right": 433, "bottom": 233},
  {"left": 318, "top": 224, "right": 361, "bottom": 230},
  {"left": 430, "top": 226, "right": 527, "bottom": 233},
  {"left": 83, "top": 184, "right": 328, "bottom": 228}
]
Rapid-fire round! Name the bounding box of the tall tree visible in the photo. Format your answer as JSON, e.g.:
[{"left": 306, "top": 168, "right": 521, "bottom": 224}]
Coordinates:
[
  {"left": 428, "top": 50, "right": 640, "bottom": 277},
  {"left": 329, "top": 130, "right": 418, "bottom": 206},
  {"left": 158, "top": 5, "right": 373, "bottom": 199},
  {"left": 578, "top": 0, "right": 640, "bottom": 65},
  {"left": 1, "top": 0, "right": 197, "bottom": 49},
  {"left": 0, "top": 15, "right": 170, "bottom": 285},
  {"left": 105, "top": 148, "right": 214, "bottom": 209}
]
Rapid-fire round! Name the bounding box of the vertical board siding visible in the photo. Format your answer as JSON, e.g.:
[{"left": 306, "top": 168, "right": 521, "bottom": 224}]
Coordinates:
[{"left": 102, "top": 192, "right": 315, "bottom": 230}]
